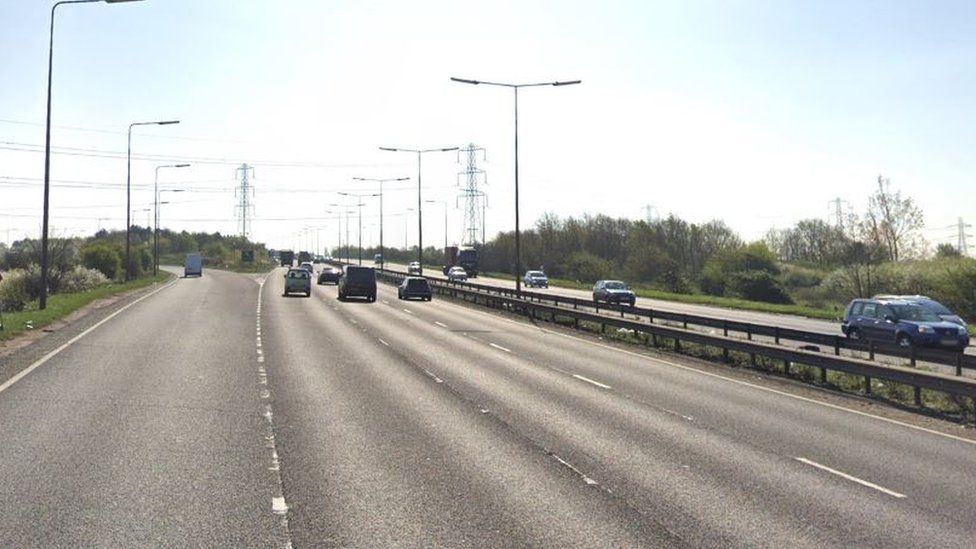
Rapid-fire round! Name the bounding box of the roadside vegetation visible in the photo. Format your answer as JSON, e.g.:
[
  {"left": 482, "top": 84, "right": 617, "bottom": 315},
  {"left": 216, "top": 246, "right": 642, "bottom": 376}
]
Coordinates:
[
  {"left": 473, "top": 176, "right": 976, "bottom": 325},
  {"left": 0, "top": 272, "right": 170, "bottom": 342},
  {"left": 0, "top": 228, "right": 269, "bottom": 335}
]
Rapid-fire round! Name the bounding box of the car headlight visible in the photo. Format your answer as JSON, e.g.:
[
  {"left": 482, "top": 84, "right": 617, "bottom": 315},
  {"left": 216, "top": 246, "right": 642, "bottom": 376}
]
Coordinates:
[{"left": 918, "top": 325, "right": 934, "bottom": 334}]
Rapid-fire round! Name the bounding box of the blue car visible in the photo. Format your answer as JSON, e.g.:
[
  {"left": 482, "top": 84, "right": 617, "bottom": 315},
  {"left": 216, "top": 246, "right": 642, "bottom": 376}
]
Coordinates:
[{"left": 842, "top": 298, "right": 970, "bottom": 351}]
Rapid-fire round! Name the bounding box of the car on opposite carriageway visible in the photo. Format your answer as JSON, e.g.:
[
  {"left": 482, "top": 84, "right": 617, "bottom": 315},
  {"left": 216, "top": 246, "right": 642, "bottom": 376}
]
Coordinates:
[
  {"left": 523, "top": 270, "right": 549, "bottom": 288},
  {"left": 592, "top": 280, "right": 636, "bottom": 307},
  {"left": 842, "top": 298, "right": 969, "bottom": 351}
]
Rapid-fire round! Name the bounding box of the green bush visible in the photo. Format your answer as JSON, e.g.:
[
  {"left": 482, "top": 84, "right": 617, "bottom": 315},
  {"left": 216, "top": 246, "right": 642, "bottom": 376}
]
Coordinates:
[
  {"left": 81, "top": 242, "right": 123, "bottom": 280},
  {"left": 727, "top": 270, "right": 793, "bottom": 304},
  {"left": 0, "top": 269, "right": 31, "bottom": 312},
  {"left": 561, "top": 251, "right": 614, "bottom": 283},
  {"left": 59, "top": 266, "right": 109, "bottom": 293}
]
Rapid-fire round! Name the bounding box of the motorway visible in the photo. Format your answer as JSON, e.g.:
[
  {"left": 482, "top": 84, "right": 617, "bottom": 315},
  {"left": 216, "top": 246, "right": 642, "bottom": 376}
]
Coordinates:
[
  {"left": 1, "top": 267, "right": 975, "bottom": 547},
  {"left": 381, "top": 261, "right": 847, "bottom": 335}
]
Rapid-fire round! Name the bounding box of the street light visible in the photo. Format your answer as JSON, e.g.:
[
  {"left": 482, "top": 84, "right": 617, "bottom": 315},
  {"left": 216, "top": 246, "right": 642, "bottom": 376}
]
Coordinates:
[
  {"left": 425, "top": 199, "right": 449, "bottom": 253},
  {"left": 40, "top": 0, "right": 145, "bottom": 309},
  {"left": 126, "top": 119, "right": 179, "bottom": 280},
  {"left": 339, "top": 190, "right": 381, "bottom": 266},
  {"left": 379, "top": 146, "right": 458, "bottom": 276},
  {"left": 404, "top": 208, "right": 414, "bottom": 250},
  {"left": 353, "top": 176, "right": 409, "bottom": 271},
  {"left": 156, "top": 188, "right": 185, "bottom": 273},
  {"left": 154, "top": 163, "right": 189, "bottom": 275},
  {"left": 328, "top": 204, "right": 356, "bottom": 264},
  {"left": 451, "top": 76, "right": 580, "bottom": 295}
]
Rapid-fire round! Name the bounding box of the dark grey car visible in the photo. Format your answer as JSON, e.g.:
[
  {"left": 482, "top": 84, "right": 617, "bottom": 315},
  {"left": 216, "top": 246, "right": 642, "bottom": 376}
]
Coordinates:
[{"left": 592, "top": 280, "right": 636, "bottom": 307}]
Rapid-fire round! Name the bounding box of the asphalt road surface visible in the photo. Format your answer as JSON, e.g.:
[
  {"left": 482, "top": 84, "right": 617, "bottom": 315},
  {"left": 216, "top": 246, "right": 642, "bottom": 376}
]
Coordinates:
[{"left": 1, "top": 266, "right": 975, "bottom": 547}]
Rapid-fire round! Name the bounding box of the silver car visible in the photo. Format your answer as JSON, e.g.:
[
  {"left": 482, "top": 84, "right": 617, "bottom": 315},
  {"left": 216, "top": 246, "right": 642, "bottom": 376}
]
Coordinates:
[{"left": 284, "top": 268, "right": 312, "bottom": 297}]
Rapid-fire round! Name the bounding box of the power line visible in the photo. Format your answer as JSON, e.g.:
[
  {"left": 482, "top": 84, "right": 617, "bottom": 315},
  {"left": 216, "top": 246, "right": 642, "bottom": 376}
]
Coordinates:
[{"left": 0, "top": 140, "right": 404, "bottom": 169}]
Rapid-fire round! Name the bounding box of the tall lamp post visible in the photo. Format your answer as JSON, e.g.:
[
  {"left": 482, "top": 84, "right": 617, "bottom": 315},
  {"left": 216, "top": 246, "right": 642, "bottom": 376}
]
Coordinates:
[
  {"left": 451, "top": 76, "right": 580, "bottom": 295},
  {"left": 404, "top": 208, "right": 414, "bottom": 250},
  {"left": 353, "top": 176, "right": 409, "bottom": 271},
  {"left": 40, "top": 0, "right": 145, "bottom": 309},
  {"left": 156, "top": 188, "right": 184, "bottom": 274},
  {"left": 425, "top": 199, "right": 449, "bottom": 253},
  {"left": 379, "top": 146, "right": 458, "bottom": 276},
  {"left": 338, "top": 191, "right": 381, "bottom": 266},
  {"left": 328, "top": 204, "right": 356, "bottom": 264},
  {"left": 127, "top": 119, "right": 179, "bottom": 280},
  {"left": 154, "top": 163, "right": 189, "bottom": 275}
]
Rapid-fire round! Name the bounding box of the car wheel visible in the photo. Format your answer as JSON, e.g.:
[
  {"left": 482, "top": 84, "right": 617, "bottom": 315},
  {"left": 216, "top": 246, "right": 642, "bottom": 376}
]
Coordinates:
[
  {"left": 306, "top": 291, "right": 311, "bottom": 297},
  {"left": 896, "top": 334, "right": 912, "bottom": 348},
  {"left": 629, "top": 300, "right": 636, "bottom": 308},
  {"left": 847, "top": 328, "right": 860, "bottom": 340}
]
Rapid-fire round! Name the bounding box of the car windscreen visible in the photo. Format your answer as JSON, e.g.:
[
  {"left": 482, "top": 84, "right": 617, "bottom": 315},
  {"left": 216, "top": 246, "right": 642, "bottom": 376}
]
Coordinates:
[
  {"left": 890, "top": 304, "right": 941, "bottom": 322},
  {"left": 605, "top": 281, "right": 626, "bottom": 290},
  {"left": 915, "top": 300, "right": 952, "bottom": 315},
  {"left": 527, "top": 271, "right": 544, "bottom": 277}
]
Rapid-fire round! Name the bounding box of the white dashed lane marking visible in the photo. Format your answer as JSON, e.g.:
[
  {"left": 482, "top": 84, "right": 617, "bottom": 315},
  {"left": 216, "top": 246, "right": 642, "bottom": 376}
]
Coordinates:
[
  {"left": 795, "top": 457, "right": 906, "bottom": 498},
  {"left": 489, "top": 343, "right": 511, "bottom": 353},
  {"left": 434, "top": 321, "right": 448, "bottom": 328},
  {"left": 572, "top": 374, "right": 611, "bottom": 390}
]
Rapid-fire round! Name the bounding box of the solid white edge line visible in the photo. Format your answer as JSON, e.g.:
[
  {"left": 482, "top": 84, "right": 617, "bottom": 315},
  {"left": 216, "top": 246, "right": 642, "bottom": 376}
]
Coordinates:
[
  {"left": 0, "top": 278, "right": 178, "bottom": 395},
  {"left": 456, "top": 303, "right": 976, "bottom": 446},
  {"left": 572, "top": 373, "right": 612, "bottom": 390},
  {"left": 489, "top": 342, "right": 511, "bottom": 353},
  {"left": 795, "top": 457, "right": 907, "bottom": 498}
]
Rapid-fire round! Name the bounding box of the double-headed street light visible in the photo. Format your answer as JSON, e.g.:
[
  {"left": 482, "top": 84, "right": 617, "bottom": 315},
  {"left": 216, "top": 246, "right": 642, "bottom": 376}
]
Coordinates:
[
  {"left": 328, "top": 204, "right": 357, "bottom": 264},
  {"left": 379, "top": 146, "right": 458, "bottom": 276},
  {"left": 352, "top": 176, "right": 409, "bottom": 271},
  {"left": 154, "top": 164, "right": 189, "bottom": 275},
  {"left": 338, "top": 190, "right": 381, "bottom": 266},
  {"left": 40, "top": 0, "right": 145, "bottom": 309},
  {"left": 451, "top": 76, "right": 581, "bottom": 295},
  {"left": 126, "top": 119, "right": 179, "bottom": 280}
]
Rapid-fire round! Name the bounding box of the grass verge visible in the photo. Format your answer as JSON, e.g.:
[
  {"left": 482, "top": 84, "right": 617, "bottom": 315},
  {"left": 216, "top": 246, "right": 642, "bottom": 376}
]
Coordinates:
[{"left": 0, "top": 272, "right": 172, "bottom": 342}]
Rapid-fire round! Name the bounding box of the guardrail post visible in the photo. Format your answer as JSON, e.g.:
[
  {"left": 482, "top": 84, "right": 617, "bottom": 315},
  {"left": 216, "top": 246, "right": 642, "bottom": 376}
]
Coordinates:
[
  {"left": 683, "top": 314, "right": 688, "bottom": 329},
  {"left": 620, "top": 308, "right": 625, "bottom": 318},
  {"left": 869, "top": 341, "right": 875, "bottom": 361},
  {"left": 651, "top": 333, "right": 658, "bottom": 347},
  {"left": 722, "top": 347, "right": 729, "bottom": 363},
  {"left": 750, "top": 353, "right": 756, "bottom": 366},
  {"left": 648, "top": 310, "right": 654, "bottom": 324},
  {"left": 914, "top": 386, "right": 922, "bottom": 406},
  {"left": 723, "top": 320, "right": 728, "bottom": 337},
  {"left": 783, "top": 359, "right": 790, "bottom": 375},
  {"left": 910, "top": 346, "right": 917, "bottom": 368},
  {"left": 674, "top": 338, "right": 682, "bottom": 352},
  {"left": 747, "top": 326, "right": 752, "bottom": 341},
  {"left": 957, "top": 353, "right": 963, "bottom": 377},
  {"left": 774, "top": 326, "right": 780, "bottom": 345},
  {"left": 864, "top": 376, "right": 872, "bottom": 394},
  {"left": 820, "top": 366, "right": 827, "bottom": 383},
  {"left": 834, "top": 337, "right": 840, "bottom": 356}
]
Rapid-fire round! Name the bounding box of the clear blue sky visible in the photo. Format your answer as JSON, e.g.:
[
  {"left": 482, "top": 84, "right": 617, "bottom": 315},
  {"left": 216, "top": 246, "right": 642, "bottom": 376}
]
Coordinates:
[{"left": 2, "top": 0, "right": 974, "bottom": 251}]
